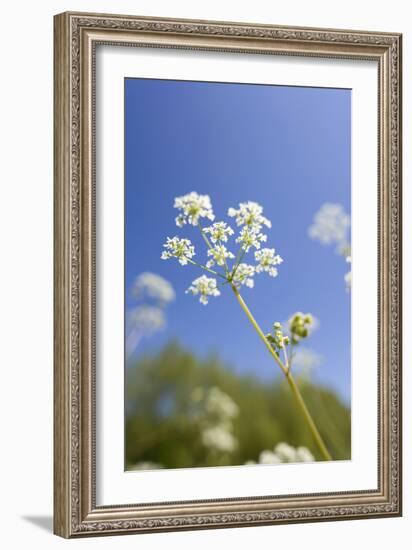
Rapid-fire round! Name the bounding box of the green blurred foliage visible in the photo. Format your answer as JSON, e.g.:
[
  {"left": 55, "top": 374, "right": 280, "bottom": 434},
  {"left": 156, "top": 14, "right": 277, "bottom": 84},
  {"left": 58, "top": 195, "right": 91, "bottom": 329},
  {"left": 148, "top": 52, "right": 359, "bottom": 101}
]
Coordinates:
[{"left": 125, "top": 342, "right": 351, "bottom": 469}]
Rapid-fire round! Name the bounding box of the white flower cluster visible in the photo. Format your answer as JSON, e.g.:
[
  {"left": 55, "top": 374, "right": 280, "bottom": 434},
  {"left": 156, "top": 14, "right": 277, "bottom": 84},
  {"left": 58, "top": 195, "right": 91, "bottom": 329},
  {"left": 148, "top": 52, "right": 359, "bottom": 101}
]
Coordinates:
[
  {"left": 308, "top": 203, "right": 350, "bottom": 246},
  {"left": 185, "top": 275, "right": 220, "bottom": 305},
  {"left": 228, "top": 201, "right": 271, "bottom": 230},
  {"left": 161, "top": 236, "right": 195, "bottom": 266},
  {"left": 288, "top": 312, "right": 314, "bottom": 344},
  {"left": 265, "top": 313, "right": 317, "bottom": 361},
  {"left": 235, "top": 226, "right": 267, "bottom": 252},
  {"left": 308, "top": 203, "right": 352, "bottom": 290},
  {"left": 174, "top": 191, "right": 215, "bottom": 227},
  {"left": 132, "top": 272, "right": 175, "bottom": 304},
  {"left": 127, "top": 305, "right": 166, "bottom": 333},
  {"left": 228, "top": 201, "right": 271, "bottom": 254},
  {"left": 247, "top": 442, "right": 315, "bottom": 465},
  {"left": 231, "top": 263, "right": 255, "bottom": 289},
  {"left": 204, "top": 387, "right": 239, "bottom": 419},
  {"left": 255, "top": 248, "right": 283, "bottom": 277},
  {"left": 293, "top": 348, "right": 322, "bottom": 374},
  {"left": 192, "top": 386, "right": 239, "bottom": 454},
  {"left": 201, "top": 424, "right": 238, "bottom": 453},
  {"left": 266, "top": 321, "right": 290, "bottom": 351},
  {"left": 206, "top": 244, "right": 235, "bottom": 268},
  {"left": 162, "top": 193, "right": 283, "bottom": 304},
  {"left": 126, "top": 272, "right": 175, "bottom": 358},
  {"left": 203, "top": 221, "right": 234, "bottom": 243}
]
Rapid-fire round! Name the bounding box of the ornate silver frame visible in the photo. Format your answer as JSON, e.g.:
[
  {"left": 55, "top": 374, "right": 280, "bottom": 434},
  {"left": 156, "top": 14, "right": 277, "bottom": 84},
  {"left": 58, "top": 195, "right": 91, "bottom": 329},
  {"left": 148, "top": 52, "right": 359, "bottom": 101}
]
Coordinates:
[{"left": 54, "top": 11, "right": 402, "bottom": 538}]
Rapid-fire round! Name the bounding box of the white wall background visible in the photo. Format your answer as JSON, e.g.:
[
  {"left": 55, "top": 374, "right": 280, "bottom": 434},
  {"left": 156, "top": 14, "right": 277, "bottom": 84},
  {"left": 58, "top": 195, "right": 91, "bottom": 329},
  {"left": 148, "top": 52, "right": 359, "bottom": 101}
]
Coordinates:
[{"left": 0, "top": 1, "right": 409, "bottom": 547}]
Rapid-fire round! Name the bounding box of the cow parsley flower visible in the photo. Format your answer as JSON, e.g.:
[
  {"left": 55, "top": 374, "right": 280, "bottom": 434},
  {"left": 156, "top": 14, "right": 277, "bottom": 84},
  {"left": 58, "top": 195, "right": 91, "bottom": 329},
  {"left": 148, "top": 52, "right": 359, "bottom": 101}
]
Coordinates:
[
  {"left": 132, "top": 272, "right": 175, "bottom": 304},
  {"left": 274, "top": 442, "right": 298, "bottom": 462},
  {"left": 293, "top": 348, "right": 322, "bottom": 373},
  {"left": 186, "top": 275, "right": 220, "bottom": 305},
  {"left": 231, "top": 263, "right": 255, "bottom": 289},
  {"left": 192, "top": 387, "right": 239, "bottom": 453},
  {"left": 276, "top": 442, "right": 315, "bottom": 463},
  {"left": 161, "top": 236, "right": 195, "bottom": 265},
  {"left": 309, "top": 203, "right": 351, "bottom": 292},
  {"left": 228, "top": 201, "right": 272, "bottom": 230},
  {"left": 308, "top": 203, "right": 350, "bottom": 247},
  {"left": 206, "top": 244, "right": 235, "bottom": 268},
  {"left": 289, "top": 312, "right": 313, "bottom": 344},
  {"left": 259, "top": 449, "right": 281, "bottom": 464},
  {"left": 255, "top": 248, "right": 283, "bottom": 277},
  {"left": 127, "top": 305, "right": 166, "bottom": 333},
  {"left": 266, "top": 321, "right": 290, "bottom": 351},
  {"left": 256, "top": 443, "right": 315, "bottom": 465},
  {"left": 174, "top": 191, "right": 215, "bottom": 227},
  {"left": 205, "top": 387, "right": 239, "bottom": 419},
  {"left": 203, "top": 221, "right": 234, "bottom": 243},
  {"left": 126, "top": 305, "right": 167, "bottom": 358},
  {"left": 201, "top": 424, "right": 237, "bottom": 453},
  {"left": 295, "top": 446, "right": 315, "bottom": 462},
  {"left": 161, "top": 194, "right": 332, "bottom": 461},
  {"left": 236, "top": 226, "right": 267, "bottom": 252},
  {"left": 266, "top": 314, "right": 316, "bottom": 355}
]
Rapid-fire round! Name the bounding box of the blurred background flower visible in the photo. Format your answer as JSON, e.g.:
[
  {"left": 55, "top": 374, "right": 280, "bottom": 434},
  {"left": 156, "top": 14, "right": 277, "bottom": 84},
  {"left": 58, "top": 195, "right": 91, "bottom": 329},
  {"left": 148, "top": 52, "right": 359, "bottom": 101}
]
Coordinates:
[
  {"left": 293, "top": 348, "right": 323, "bottom": 378},
  {"left": 126, "top": 272, "right": 175, "bottom": 359},
  {"left": 195, "top": 387, "right": 239, "bottom": 455},
  {"left": 247, "top": 442, "right": 315, "bottom": 465},
  {"left": 125, "top": 343, "right": 351, "bottom": 470},
  {"left": 308, "top": 203, "right": 351, "bottom": 290},
  {"left": 129, "top": 461, "right": 164, "bottom": 471},
  {"left": 308, "top": 203, "right": 350, "bottom": 250},
  {"left": 132, "top": 272, "right": 175, "bottom": 304}
]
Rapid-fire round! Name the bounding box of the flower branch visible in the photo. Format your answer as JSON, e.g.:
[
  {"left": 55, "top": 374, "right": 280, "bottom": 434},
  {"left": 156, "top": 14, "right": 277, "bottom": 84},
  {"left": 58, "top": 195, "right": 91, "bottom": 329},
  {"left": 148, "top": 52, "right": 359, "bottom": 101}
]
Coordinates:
[{"left": 161, "top": 191, "right": 332, "bottom": 461}]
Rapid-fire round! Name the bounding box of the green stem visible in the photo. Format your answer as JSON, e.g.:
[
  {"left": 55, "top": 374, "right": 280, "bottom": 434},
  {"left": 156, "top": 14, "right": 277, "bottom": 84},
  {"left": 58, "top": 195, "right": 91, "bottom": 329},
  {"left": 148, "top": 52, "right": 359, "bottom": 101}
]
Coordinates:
[
  {"left": 230, "top": 246, "right": 247, "bottom": 280},
  {"left": 197, "top": 223, "right": 229, "bottom": 276},
  {"left": 285, "top": 374, "right": 332, "bottom": 461},
  {"left": 231, "top": 284, "right": 332, "bottom": 461},
  {"left": 231, "top": 285, "right": 287, "bottom": 375},
  {"left": 288, "top": 342, "right": 295, "bottom": 372},
  {"left": 221, "top": 246, "right": 230, "bottom": 276},
  {"left": 198, "top": 222, "right": 213, "bottom": 251},
  {"left": 282, "top": 344, "right": 289, "bottom": 369},
  {"left": 198, "top": 223, "right": 232, "bottom": 277},
  {"left": 233, "top": 245, "right": 245, "bottom": 268},
  {"left": 186, "top": 258, "right": 227, "bottom": 280}
]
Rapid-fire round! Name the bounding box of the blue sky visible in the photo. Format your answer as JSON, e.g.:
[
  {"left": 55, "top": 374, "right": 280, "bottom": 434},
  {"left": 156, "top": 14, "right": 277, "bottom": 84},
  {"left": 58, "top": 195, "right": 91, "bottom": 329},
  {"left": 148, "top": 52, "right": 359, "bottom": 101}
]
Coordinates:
[{"left": 125, "top": 78, "right": 351, "bottom": 403}]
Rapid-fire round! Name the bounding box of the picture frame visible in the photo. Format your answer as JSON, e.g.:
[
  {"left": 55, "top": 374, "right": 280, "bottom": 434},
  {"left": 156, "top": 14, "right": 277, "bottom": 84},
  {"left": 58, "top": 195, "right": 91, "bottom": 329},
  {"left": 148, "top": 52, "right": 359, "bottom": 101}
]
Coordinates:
[{"left": 53, "top": 11, "right": 402, "bottom": 538}]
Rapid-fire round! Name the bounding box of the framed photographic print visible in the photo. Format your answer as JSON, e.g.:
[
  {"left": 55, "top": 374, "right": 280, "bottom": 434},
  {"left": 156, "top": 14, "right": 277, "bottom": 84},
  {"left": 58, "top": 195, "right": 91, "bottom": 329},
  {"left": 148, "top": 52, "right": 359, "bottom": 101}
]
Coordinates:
[{"left": 54, "top": 12, "right": 402, "bottom": 538}]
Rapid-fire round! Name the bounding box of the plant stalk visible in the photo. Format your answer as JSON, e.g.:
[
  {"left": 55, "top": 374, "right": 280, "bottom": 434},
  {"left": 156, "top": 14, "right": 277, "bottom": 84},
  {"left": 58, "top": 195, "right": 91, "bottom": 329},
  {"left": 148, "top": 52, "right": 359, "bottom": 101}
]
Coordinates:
[
  {"left": 285, "top": 374, "right": 332, "bottom": 461},
  {"left": 231, "top": 284, "right": 332, "bottom": 461},
  {"left": 186, "top": 258, "right": 226, "bottom": 279}
]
